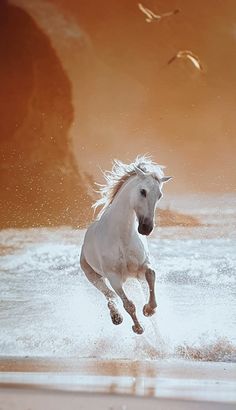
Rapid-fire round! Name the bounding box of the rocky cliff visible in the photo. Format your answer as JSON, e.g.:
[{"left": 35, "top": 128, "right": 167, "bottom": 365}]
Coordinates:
[{"left": 0, "top": 2, "right": 92, "bottom": 227}]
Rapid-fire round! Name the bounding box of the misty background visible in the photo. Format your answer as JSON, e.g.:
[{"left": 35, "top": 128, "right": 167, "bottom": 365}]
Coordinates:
[{"left": 1, "top": 0, "right": 236, "bottom": 228}]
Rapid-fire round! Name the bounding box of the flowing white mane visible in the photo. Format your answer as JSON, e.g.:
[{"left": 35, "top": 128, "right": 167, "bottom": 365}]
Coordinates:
[{"left": 93, "top": 155, "right": 165, "bottom": 217}]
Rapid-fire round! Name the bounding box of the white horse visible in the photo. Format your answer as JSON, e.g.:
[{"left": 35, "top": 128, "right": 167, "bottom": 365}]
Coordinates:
[{"left": 80, "top": 156, "right": 172, "bottom": 334}]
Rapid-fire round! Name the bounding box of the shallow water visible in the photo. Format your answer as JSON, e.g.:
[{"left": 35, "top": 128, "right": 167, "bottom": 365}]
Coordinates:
[{"left": 0, "top": 195, "right": 235, "bottom": 362}]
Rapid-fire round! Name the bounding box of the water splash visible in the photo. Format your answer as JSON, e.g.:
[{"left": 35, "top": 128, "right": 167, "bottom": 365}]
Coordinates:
[{"left": 0, "top": 220, "right": 235, "bottom": 362}]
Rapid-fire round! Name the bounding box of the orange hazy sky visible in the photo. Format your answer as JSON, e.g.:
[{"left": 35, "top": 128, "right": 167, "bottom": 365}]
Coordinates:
[{"left": 9, "top": 0, "right": 236, "bottom": 192}]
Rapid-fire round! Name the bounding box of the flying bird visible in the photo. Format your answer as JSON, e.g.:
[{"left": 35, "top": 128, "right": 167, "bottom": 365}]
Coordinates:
[
  {"left": 138, "top": 3, "right": 179, "bottom": 23},
  {"left": 167, "top": 50, "right": 203, "bottom": 71}
]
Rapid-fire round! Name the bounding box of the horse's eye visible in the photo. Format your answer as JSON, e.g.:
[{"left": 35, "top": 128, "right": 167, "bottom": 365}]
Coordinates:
[{"left": 140, "top": 189, "right": 147, "bottom": 198}]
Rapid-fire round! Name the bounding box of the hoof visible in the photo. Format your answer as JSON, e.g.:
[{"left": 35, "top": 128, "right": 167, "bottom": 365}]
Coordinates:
[
  {"left": 132, "top": 325, "right": 144, "bottom": 335},
  {"left": 143, "top": 304, "right": 156, "bottom": 317},
  {"left": 111, "top": 312, "right": 123, "bottom": 325}
]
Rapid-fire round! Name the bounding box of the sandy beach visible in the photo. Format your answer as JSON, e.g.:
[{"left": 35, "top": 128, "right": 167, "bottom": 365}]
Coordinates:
[
  {"left": 1, "top": 388, "right": 235, "bottom": 410},
  {"left": 0, "top": 358, "right": 236, "bottom": 409}
]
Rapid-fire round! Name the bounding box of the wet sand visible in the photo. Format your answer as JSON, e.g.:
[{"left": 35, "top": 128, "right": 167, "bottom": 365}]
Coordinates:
[
  {"left": 0, "top": 358, "right": 236, "bottom": 409},
  {"left": 1, "top": 387, "right": 235, "bottom": 410}
]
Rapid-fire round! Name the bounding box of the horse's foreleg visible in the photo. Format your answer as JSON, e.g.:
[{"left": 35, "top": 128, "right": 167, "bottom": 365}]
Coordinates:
[
  {"left": 143, "top": 268, "right": 157, "bottom": 317},
  {"left": 108, "top": 275, "right": 144, "bottom": 335},
  {"left": 80, "top": 255, "right": 123, "bottom": 325}
]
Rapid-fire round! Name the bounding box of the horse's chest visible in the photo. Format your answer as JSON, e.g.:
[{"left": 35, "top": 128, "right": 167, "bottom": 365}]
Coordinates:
[
  {"left": 126, "top": 252, "right": 142, "bottom": 276},
  {"left": 122, "top": 241, "right": 147, "bottom": 276}
]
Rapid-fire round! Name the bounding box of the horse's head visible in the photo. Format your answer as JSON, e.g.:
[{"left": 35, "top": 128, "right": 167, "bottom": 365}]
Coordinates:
[{"left": 132, "top": 166, "right": 172, "bottom": 236}]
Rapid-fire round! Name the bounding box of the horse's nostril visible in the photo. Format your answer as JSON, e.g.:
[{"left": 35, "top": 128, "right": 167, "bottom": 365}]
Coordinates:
[
  {"left": 142, "top": 223, "right": 153, "bottom": 234},
  {"left": 138, "top": 217, "right": 153, "bottom": 235}
]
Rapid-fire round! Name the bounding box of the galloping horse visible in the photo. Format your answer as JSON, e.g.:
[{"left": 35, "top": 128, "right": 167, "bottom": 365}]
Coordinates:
[{"left": 80, "top": 156, "right": 172, "bottom": 334}]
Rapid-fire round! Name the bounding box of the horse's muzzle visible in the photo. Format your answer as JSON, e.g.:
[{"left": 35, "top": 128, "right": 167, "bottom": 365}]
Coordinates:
[{"left": 138, "top": 218, "right": 153, "bottom": 236}]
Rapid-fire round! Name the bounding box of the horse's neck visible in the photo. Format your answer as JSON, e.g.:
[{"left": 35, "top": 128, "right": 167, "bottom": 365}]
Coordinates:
[{"left": 105, "top": 177, "right": 137, "bottom": 239}]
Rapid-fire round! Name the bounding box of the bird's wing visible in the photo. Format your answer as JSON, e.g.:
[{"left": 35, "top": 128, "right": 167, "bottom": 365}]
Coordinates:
[
  {"left": 138, "top": 3, "right": 154, "bottom": 21},
  {"left": 177, "top": 50, "right": 203, "bottom": 71},
  {"left": 186, "top": 55, "right": 202, "bottom": 70},
  {"left": 138, "top": 3, "right": 179, "bottom": 23},
  {"left": 161, "top": 9, "right": 180, "bottom": 18},
  {"left": 138, "top": 3, "right": 162, "bottom": 21}
]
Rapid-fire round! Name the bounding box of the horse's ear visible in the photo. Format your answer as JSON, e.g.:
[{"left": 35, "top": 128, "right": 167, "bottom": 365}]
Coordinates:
[
  {"left": 134, "top": 165, "right": 146, "bottom": 178},
  {"left": 161, "top": 176, "right": 173, "bottom": 183}
]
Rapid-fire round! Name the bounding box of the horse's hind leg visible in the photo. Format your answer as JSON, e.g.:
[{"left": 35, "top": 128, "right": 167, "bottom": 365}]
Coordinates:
[{"left": 80, "top": 255, "right": 123, "bottom": 325}]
